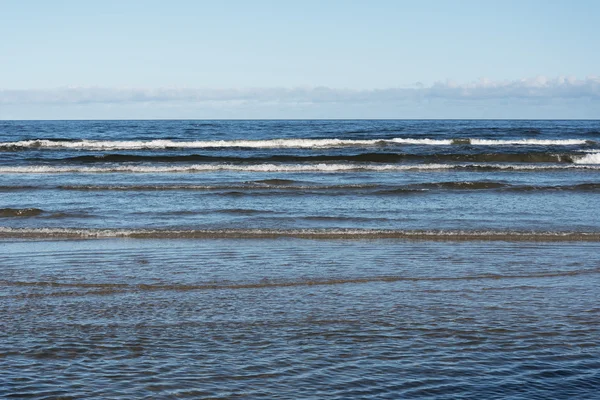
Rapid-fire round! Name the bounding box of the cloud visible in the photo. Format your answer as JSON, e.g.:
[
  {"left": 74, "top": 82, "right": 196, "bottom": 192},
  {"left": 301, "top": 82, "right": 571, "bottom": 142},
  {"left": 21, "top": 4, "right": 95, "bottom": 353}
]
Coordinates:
[{"left": 1, "top": 76, "right": 599, "bottom": 106}]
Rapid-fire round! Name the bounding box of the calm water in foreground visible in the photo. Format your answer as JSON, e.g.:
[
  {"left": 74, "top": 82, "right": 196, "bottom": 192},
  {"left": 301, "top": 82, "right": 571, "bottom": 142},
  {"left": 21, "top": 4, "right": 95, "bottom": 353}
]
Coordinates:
[{"left": 1, "top": 120, "right": 600, "bottom": 398}]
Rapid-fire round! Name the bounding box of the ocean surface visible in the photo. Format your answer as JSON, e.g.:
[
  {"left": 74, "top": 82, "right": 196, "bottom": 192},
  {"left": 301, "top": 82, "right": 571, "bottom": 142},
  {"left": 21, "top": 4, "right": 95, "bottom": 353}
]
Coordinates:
[{"left": 1, "top": 120, "right": 600, "bottom": 398}]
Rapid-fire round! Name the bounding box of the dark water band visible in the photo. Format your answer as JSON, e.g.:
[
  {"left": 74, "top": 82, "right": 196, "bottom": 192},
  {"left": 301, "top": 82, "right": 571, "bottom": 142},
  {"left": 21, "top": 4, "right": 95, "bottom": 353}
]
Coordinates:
[
  {"left": 29, "top": 152, "right": 583, "bottom": 164},
  {"left": 5, "top": 266, "right": 600, "bottom": 297},
  {"left": 4, "top": 181, "right": 600, "bottom": 193}
]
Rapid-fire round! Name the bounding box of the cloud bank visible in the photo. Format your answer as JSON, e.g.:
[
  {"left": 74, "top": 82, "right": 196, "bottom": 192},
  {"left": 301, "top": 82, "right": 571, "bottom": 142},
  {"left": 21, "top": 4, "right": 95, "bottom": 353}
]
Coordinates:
[{"left": 2, "top": 76, "right": 599, "bottom": 105}]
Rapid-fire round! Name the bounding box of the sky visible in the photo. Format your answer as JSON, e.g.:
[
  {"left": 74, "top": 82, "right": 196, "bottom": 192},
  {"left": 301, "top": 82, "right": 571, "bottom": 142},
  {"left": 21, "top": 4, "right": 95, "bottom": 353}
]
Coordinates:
[{"left": 0, "top": 0, "right": 599, "bottom": 119}]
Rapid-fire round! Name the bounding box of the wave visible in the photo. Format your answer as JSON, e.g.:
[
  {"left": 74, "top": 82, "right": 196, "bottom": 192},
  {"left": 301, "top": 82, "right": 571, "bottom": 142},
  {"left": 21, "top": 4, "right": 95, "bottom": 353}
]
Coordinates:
[
  {"left": 40, "top": 212, "right": 91, "bottom": 219},
  {"left": 0, "top": 163, "right": 453, "bottom": 174},
  {"left": 3, "top": 180, "right": 598, "bottom": 195},
  {"left": 0, "top": 137, "right": 592, "bottom": 150},
  {"left": 46, "top": 152, "right": 579, "bottom": 164},
  {"left": 1, "top": 227, "right": 599, "bottom": 241},
  {"left": 215, "top": 208, "right": 273, "bottom": 215},
  {"left": 57, "top": 183, "right": 391, "bottom": 194},
  {"left": 15, "top": 181, "right": 598, "bottom": 194},
  {"left": 0, "top": 185, "right": 41, "bottom": 192},
  {"left": 2, "top": 163, "right": 600, "bottom": 174},
  {"left": 7, "top": 267, "right": 600, "bottom": 294},
  {"left": 402, "top": 182, "right": 600, "bottom": 193},
  {"left": 469, "top": 139, "right": 589, "bottom": 146},
  {"left": 251, "top": 179, "right": 299, "bottom": 185},
  {"left": 0, "top": 208, "right": 43, "bottom": 217},
  {"left": 365, "top": 182, "right": 600, "bottom": 194},
  {"left": 0, "top": 208, "right": 86, "bottom": 219},
  {"left": 302, "top": 216, "right": 390, "bottom": 222},
  {"left": 414, "top": 181, "right": 509, "bottom": 190},
  {"left": 155, "top": 208, "right": 274, "bottom": 216},
  {"left": 573, "top": 153, "right": 600, "bottom": 164},
  {"left": 0, "top": 138, "right": 450, "bottom": 150}
]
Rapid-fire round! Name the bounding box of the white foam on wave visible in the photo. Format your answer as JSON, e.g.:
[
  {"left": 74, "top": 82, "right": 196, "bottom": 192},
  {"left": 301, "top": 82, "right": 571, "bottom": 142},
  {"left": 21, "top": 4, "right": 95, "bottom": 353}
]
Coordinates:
[
  {"left": 573, "top": 153, "right": 600, "bottom": 164},
  {"left": 1, "top": 163, "right": 600, "bottom": 174},
  {"left": 469, "top": 139, "right": 588, "bottom": 146},
  {"left": 0, "top": 163, "right": 453, "bottom": 173},
  {"left": 0, "top": 137, "right": 589, "bottom": 150},
  {"left": 390, "top": 138, "right": 452, "bottom": 145},
  {"left": 0, "top": 138, "right": 450, "bottom": 149}
]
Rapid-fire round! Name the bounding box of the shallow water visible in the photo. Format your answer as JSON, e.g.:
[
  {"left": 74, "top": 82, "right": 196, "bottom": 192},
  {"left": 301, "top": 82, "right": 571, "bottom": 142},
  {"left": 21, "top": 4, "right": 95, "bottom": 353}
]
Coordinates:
[
  {"left": 2, "top": 120, "right": 600, "bottom": 398},
  {"left": 2, "top": 239, "right": 600, "bottom": 399}
]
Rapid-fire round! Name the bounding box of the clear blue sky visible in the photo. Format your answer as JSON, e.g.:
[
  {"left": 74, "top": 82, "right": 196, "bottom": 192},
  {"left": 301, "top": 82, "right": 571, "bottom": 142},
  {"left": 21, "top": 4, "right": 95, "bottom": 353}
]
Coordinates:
[{"left": 1, "top": 0, "right": 599, "bottom": 118}]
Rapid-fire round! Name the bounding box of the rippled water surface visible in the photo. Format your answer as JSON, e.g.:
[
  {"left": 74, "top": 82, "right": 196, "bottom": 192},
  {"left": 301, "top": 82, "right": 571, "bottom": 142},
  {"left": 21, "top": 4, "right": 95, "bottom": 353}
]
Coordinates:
[
  {"left": 2, "top": 240, "right": 600, "bottom": 399},
  {"left": 2, "top": 120, "right": 600, "bottom": 398}
]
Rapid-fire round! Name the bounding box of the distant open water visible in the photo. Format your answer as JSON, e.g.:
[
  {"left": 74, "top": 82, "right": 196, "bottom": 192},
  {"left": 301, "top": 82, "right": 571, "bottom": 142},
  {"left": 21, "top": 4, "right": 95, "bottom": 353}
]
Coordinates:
[{"left": 1, "top": 120, "right": 600, "bottom": 398}]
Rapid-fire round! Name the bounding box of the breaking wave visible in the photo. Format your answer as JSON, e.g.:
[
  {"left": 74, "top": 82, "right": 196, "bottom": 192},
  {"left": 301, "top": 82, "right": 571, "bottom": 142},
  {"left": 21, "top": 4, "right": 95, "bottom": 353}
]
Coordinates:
[
  {"left": 469, "top": 139, "right": 589, "bottom": 146},
  {"left": 573, "top": 152, "right": 600, "bottom": 164},
  {"left": 0, "top": 137, "right": 592, "bottom": 150},
  {"left": 1, "top": 163, "right": 600, "bottom": 174}
]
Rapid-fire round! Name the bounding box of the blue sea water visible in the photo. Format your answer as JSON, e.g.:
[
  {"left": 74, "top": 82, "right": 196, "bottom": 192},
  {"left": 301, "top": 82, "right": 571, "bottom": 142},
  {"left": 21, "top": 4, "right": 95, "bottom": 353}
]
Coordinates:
[{"left": 1, "top": 120, "right": 600, "bottom": 398}]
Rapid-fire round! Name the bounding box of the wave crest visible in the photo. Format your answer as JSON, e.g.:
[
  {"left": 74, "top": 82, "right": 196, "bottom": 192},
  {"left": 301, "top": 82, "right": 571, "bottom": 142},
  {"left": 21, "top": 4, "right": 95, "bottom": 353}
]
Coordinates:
[
  {"left": 574, "top": 152, "right": 600, "bottom": 164},
  {"left": 0, "top": 137, "right": 591, "bottom": 150},
  {"left": 1, "top": 163, "right": 600, "bottom": 174}
]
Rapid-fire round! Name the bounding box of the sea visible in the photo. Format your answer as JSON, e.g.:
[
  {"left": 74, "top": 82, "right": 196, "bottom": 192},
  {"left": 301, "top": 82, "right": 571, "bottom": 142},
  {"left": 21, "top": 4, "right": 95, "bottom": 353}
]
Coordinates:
[{"left": 1, "top": 119, "right": 600, "bottom": 399}]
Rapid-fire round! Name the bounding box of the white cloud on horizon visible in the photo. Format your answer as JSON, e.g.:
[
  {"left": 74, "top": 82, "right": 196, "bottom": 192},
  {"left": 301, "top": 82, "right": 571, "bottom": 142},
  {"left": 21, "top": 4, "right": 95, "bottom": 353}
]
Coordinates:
[{"left": 2, "top": 76, "right": 599, "bottom": 106}]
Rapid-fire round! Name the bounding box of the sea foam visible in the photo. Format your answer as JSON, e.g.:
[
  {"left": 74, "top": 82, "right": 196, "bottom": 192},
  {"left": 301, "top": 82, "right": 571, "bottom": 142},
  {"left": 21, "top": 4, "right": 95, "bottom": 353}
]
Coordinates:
[
  {"left": 573, "top": 153, "right": 600, "bottom": 164},
  {"left": 469, "top": 139, "right": 588, "bottom": 146},
  {"left": 0, "top": 163, "right": 599, "bottom": 174},
  {"left": 0, "top": 137, "right": 590, "bottom": 150}
]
